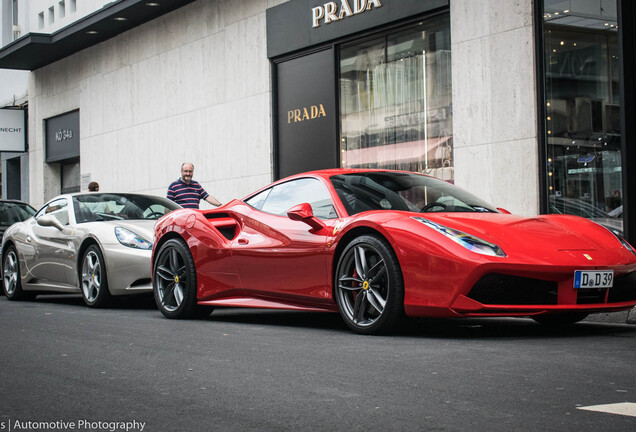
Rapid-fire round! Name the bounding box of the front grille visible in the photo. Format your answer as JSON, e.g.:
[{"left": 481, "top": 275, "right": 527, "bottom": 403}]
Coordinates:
[
  {"left": 608, "top": 272, "right": 636, "bottom": 302},
  {"left": 467, "top": 274, "right": 558, "bottom": 305},
  {"left": 577, "top": 288, "right": 606, "bottom": 304}
]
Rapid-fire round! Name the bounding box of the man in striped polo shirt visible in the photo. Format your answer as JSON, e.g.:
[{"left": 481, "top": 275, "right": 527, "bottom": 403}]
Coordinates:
[{"left": 166, "top": 163, "right": 222, "bottom": 209}]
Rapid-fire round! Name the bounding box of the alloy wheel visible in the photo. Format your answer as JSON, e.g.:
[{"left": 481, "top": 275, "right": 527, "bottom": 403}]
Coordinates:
[
  {"left": 155, "top": 245, "right": 187, "bottom": 312},
  {"left": 3, "top": 249, "right": 19, "bottom": 296},
  {"left": 337, "top": 243, "right": 389, "bottom": 327},
  {"left": 81, "top": 250, "right": 102, "bottom": 303}
]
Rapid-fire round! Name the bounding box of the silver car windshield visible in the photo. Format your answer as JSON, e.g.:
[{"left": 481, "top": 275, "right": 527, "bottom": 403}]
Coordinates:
[
  {"left": 330, "top": 172, "right": 498, "bottom": 215},
  {"left": 73, "top": 194, "right": 180, "bottom": 223}
]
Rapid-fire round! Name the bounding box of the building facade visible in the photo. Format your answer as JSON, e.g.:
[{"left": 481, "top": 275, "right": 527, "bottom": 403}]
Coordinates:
[
  {"left": 0, "top": 0, "right": 111, "bottom": 199},
  {"left": 0, "top": 0, "right": 634, "bottom": 246}
]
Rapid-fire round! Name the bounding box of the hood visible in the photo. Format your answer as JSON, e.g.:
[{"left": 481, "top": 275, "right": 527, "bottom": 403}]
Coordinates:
[
  {"left": 85, "top": 220, "right": 157, "bottom": 243},
  {"left": 407, "top": 212, "right": 634, "bottom": 265}
]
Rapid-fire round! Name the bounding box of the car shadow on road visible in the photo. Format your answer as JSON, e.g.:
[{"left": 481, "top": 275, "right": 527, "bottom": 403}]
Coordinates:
[
  {"left": 202, "top": 308, "right": 636, "bottom": 338},
  {"left": 398, "top": 316, "right": 636, "bottom": 339},
  {"left": 205, "top": 308, "right": 350, "bottom": 332},
  {"left": 28, "top": 293, "right": 157, "bottom": 310},
  {"left": 20, "top": 296, "right": 636, "bottom": 338}
]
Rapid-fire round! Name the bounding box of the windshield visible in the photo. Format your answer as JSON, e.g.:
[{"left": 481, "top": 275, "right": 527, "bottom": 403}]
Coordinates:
[
  {"left": 0, "top": 202, "right": 36, "bottom": 228},
  {"left": 73, "top": 194, "right": 181, "bottom": 223},
  {"left": 330, "top": 172, "right": 498, "bottom": 215}
]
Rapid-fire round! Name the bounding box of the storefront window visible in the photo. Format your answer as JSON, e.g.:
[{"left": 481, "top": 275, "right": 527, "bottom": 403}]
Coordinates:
[
  {"left": 543, "top": 0, "right": 623, "bottom": 233},
  {"left": 339, "top": 16, "right": 453, "bottom": 181}
]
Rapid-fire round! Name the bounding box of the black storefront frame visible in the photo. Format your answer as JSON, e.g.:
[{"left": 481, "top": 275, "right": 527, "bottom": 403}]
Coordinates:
[
  {"left": 271, "top": 45, "right": 339, "bottom": 180},
  {"left": 535, "top": 0, "right": 636, "bottom": 245},
  {"left": 270, "top": 6, "right": 450, "bottom": 180}
]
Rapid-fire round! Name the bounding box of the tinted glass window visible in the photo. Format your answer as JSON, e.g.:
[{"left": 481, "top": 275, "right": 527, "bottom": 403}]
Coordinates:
[
  {"left": 245, "top": 188, "right": 272, "bottom": 211},
  {"left": 259, "top": 178, "right": 337, "bottom": 219},
  {"left": 0, "top": 202, "right": 35, "bottom": 227},
  {"left": 36, "top": 198, "right": 70, "bottom": 225},
  {"left": 542, "top": 1, "right": 623, "bottom": 234},
  {"left": 73, "top": 194, "right": 180, "bottom": 223},
  {"left": 331, "top": 172, "right": 497, "bottom": 215},
  {"left": 339, "top": 16, "right": 453, "bottom": 181}
]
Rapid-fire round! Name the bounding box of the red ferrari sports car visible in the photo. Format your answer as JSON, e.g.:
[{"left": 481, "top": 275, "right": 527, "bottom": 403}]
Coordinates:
[{"left": 152, "top": 169, "right": 636, "bottom": 334}]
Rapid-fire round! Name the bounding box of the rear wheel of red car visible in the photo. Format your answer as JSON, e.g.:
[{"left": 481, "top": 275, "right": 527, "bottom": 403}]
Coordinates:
[
  {"left": 3, "top": 245, "right": 34, "bottom": 301},
  {"left": 335, "top": 234, "right": 405, "bottom": 335},
  {"left": 531, "top": 312, "right": 589, "bottom": 326},
  {"left": 153, "top": 238, "right": 207, "bottom": 319}
]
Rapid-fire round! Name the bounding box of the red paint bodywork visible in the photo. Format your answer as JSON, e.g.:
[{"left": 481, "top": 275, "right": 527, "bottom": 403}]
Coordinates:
[{"left": 153, "top": 169, "right": 636, "bottom": 318}]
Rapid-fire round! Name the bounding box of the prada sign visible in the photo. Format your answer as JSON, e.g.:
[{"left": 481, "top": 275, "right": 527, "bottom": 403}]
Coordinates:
[
  {"left": 267, "top": 0, "right": 448, "bottom": 58},
  {"left": 0, "top": 109, "right": 26, "bottom": 152},
  {"left": 276, "top": 49, "right": 337, "bottom": 178},
  {"left": 287, "top": 104, "right": 327, "bottom": 123},
  {"left": 312, "top": 0, "right": 382, "bottom": 28},
  {"left": 45, "top": 110, "right": 80, "bottom": 162}
]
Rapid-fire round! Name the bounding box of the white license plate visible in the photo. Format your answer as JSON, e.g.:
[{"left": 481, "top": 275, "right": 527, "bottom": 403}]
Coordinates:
[{"left": 573, "top": 270, "right": 614, "bottom": 288}]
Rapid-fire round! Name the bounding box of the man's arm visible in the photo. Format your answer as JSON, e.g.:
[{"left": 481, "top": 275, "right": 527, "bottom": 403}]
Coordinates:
[{"left": 204, "top": 195, "right": 222, "bottom": 207}]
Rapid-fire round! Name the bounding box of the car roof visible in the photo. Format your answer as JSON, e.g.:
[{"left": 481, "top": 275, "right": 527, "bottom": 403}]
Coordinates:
[{"left": 0, "top": 199, "right": 36, "bottom": 208}]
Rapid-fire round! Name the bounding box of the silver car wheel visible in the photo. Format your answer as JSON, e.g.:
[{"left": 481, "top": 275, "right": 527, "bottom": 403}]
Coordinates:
[
  {"left": 3, "top": 249, "right": 19, "bottom": 296},
  {"left": 155, "top": 245, "right": 187, "bottom": 312},
  {"left": 81, "top": 250, "right": 102, "bottom": 303},
  {"left": 336, "top": 243, "right": 389, "bottom": 327}
]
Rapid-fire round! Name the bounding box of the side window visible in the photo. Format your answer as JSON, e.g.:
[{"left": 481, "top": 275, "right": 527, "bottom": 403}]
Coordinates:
[
  {"left": 36, "top": 198, "right": 70, "bottom": 225},
  {"left": 260, "top": 178, "right": 337, "bottom": 219},
  {"left": 245, "top": 188, "right": 272, "bottom": 210}
]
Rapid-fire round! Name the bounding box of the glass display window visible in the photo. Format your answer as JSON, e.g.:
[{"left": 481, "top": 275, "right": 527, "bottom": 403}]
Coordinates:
[
  {"left": 542, "top": 0, "right": 623, "bottom": 233},
  {"left": 339, "top": 15, "right": 453, "bottom": 181}
]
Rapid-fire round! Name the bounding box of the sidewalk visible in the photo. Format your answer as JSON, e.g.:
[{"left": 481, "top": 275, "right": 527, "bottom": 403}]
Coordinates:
[{"left": 586, "top": 306, "right": 636, "bottom": 324}]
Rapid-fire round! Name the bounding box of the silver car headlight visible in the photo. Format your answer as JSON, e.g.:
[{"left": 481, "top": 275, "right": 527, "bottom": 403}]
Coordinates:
[
  {"left": 114, "top": 227, "right": 152, "bottom": 250},
  {"left": 412, "top": 217, "right": 506, "bottom": 257}
]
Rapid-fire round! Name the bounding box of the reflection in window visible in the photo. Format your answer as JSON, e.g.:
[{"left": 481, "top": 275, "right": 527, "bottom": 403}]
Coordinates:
[
  {"left": 339, "top": 16, "right": 453, "bottom": 181},
  {"left": 543, "top": 0, "right": 623, "bottom": 233},
  {"left": 259, "top": 178, "right": 337, "bottom": 219},
  {"left": 38, "top": 199, "right": 69, "bottom": 225},
  {"left": 331, "top": 172, "right": 496, "bottom": 216},
  {"left": 73, "top": 194, "right": 180, "bottom": 222}
]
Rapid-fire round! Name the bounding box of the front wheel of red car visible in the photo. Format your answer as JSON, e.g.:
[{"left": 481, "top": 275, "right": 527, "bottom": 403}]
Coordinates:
[
  {"left": 153, "top": 238, "right": 206, "bottom": 319},
  {"left": 335, "top": 234, "right": 405, "bottom": 335}
]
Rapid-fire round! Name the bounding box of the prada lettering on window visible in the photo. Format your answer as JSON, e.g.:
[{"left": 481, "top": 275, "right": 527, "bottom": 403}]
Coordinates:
[
  {"left": 312, "top": 0, "right": 382, "bottom": 28},
  {"left": 287, "top": 104, "right": 327, "bottom": 123}
]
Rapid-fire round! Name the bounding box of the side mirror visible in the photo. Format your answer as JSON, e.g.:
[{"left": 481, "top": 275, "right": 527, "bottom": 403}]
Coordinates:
[
  {"left": 287, "top": 203, "right": 325, "bottom": 230},
  {"left": 36, "top": 214, "right": 65, "bottom": 231},
  {"left": 497, "top": 208, "right": 511, "bottom": 214}
]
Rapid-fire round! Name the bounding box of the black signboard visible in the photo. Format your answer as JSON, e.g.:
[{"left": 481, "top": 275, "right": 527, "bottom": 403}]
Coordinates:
[
  {"left": 45, "top": 110, "right": 79, "bottom": 162},
  {"left": 276, "top": 48, "right": 337, "bottom": 179},
  {"left": 266, "top": 0, "right": 448, "bottom": 58}
]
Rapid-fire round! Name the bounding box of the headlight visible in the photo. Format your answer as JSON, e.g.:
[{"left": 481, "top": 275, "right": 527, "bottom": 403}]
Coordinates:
[
  {"left": 605, "top": 227, "right": 636, "bottom": 256},
  {"left": 412, "top": 217, "right": 506, "bottom": 257},
  {"left": 114, "top": 227, "right": 152, "bottom": 250}
]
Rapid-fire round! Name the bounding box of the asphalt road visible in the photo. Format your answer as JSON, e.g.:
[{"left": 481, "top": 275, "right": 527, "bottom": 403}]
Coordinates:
[{"left": 1, "top": 295, "right": 635, "bottom": 432}]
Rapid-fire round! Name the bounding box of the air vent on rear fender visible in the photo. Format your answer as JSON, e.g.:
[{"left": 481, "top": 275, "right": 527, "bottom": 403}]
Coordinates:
[{"left": 204, "top": 213, "right": 239, "bottom": 240}]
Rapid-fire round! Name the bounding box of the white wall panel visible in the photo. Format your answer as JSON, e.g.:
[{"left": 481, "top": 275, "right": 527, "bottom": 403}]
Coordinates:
[{"left": 29, "top": 0, "right": 274, "bottom": 208}]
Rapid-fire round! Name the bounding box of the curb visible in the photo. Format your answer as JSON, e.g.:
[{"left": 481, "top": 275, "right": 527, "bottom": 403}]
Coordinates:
[{"left": 586, "top": 306, "right": 636, "bottom": 324}]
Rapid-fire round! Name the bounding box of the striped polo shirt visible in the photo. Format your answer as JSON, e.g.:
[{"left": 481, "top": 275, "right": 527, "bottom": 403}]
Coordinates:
[{"left": 166, "top": 179, "right": 210, "bottom": 209}]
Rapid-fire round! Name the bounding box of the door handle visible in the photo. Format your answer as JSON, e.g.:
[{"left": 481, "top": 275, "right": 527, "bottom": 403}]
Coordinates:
[{"left": 238, "top": 238, "right": 249, "bottom": 245}]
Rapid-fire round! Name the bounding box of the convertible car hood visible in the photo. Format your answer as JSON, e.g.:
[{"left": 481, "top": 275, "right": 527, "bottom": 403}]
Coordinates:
[{"left": 419, "top": 212, "right": 619, "bottom": 253}]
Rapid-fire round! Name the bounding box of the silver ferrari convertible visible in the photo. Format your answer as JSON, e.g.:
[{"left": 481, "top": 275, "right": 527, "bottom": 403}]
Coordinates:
[{"left": 2, "top": 193, "right": 180, "bottom": 307}]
